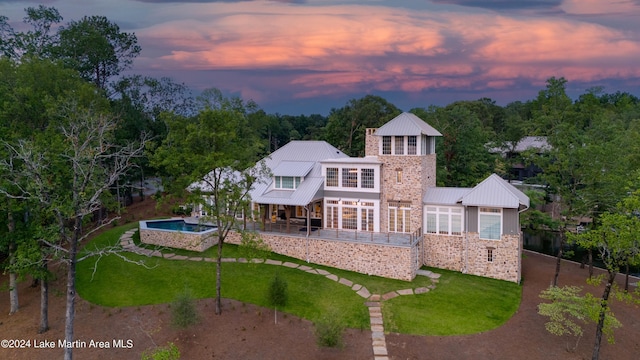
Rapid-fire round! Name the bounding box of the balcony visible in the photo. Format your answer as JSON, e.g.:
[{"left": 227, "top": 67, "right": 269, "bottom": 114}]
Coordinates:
[{"left": 242, "top": 220, "right": 421, "bottom": 247}]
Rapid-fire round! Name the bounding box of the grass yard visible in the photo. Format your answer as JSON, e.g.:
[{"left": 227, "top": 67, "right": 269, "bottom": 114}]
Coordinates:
[
  {"left": 77, "top": 224, "right": 369, "bottom": 329},
  {"left": 77, "top": 224, "right": 521, "bottom": 335},
  {"left": 383, "top": 268, "right": 522, "bottom": 335}
]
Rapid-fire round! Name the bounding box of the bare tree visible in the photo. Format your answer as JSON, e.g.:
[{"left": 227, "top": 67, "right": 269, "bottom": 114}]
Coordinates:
[{"left": 1, "top": 103, "right": 146, "bottom": 359}]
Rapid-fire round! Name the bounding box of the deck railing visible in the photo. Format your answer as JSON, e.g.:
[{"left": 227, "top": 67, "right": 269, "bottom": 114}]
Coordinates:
[{"left": 241, "top": 220, "right": 422, "bottom": 247}]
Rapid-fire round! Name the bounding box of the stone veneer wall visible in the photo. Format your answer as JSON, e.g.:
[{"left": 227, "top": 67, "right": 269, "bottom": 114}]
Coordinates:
[
  {"left": 423, "top": 232, "right": 521, "bottom": 283},
  {"left": 140, "top": 228, "right": 216, "bottom": 252},
  {"left": 364, "top": 128, "right": 437, "bottom": 234},
  {"left": 378, "top": 154, "right": 435, "bottom": 233},
  {"left": 226, "top": 231, "right": 418, "bottom": 281},
  {"left": 465, "top": 233, "right": 521, "bottom": 283},
  {"left": 423, "top": 234, "right": 464, "bottom": 272}
]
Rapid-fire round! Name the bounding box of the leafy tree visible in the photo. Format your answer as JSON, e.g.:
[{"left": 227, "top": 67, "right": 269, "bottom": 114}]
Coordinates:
[
  {"left": 533, "top": 78, "right": 632, "bottom": 285},
  {"left": 0, "top": 58, "right": 91, "bottom": 331},
  {"left": 57, "top": 15, "right": 140, "bottom": 89},
  {"left": 530, "top": 76, "right": 574, "bottom": 135},
  {"left": 152, "top": 91, "right": 267, "bottom": 315},
  {"left": 267, "top": 272, "right": 288, "bottom": 323},
  {"left": 109, "top": 75, "right": 193, "bottom": 201},
  {"left": 0, "top": 15, "right": 13, "bottom": 58},
  {"left": 2, "top": 99, "right": 147, "bottom": 359},
  {"left": 538, "top": 285, "right": 620, "bottom": 352},
  {"left": 569, "top": 191, "right": 640, "bottom": 360},
  {"left": 0, "top": 6, "right": 62, "bottom": 60},
  {"left": 13, "top": 5, "right": 62, "bottom": 60},
  {"left": 324, "top": 95, "right": 401, "bottom": 156},
  {"left": 412, "top": 105, "right": 496, "bottom": 187}
]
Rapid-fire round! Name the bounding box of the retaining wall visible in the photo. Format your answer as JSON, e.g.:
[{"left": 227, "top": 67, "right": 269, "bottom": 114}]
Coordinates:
[{"left": 227, "top": 231, "right": 418, "bottom": 281}]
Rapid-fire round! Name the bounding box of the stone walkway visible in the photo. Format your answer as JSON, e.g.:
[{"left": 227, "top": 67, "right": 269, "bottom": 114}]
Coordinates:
[{"left": 119, "top": 229, "right": 441, "bottom": 360}]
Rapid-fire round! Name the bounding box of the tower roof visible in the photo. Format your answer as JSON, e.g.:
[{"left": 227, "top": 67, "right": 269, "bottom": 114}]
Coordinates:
[{"left": 375, "top": 112, "right": 442, "bottom": 137}]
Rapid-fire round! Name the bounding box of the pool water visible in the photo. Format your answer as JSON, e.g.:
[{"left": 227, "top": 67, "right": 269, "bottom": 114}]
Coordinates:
[{"left": 145, "top": 219, "right": 216, "bottom": 232}]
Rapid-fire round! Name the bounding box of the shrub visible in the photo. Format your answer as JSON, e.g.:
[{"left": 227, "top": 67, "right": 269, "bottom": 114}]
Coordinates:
[
  {"left": 141, "top": 342, "right": 180, "bottom": 360},
  {"left": 171, "top": 288, "right": 199, "bottom": 328},
  {"left": 314, "top": 309, "right": 345, "bottom": 348},
  {"left": 267, "top": 272, "right": 288, "bottom": 308}
]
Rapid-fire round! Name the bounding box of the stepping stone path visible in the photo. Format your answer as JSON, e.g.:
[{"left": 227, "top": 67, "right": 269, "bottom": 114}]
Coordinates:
[{"left": 119, "top": 229, "right": 440, "bottom": 360}]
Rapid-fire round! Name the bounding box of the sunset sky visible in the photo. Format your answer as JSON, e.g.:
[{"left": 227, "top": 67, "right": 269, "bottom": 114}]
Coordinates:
[{"left": 2, "top": 0, "right": 640, "bottom": 115}]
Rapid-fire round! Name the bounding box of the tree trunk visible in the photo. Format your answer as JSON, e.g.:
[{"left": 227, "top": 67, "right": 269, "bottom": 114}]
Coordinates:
[
  {"left": 624, "top": 263, "right": 629, "bottom": 292},
  {"left": 592, "top": 270, "right": 617, "bottom": 360},
  {"left": 553, "top": 232, "right": 564, "bottom": 286},
  {"left": 39, "top": 260, "right": 49, "bottom": 334},
  {"left": 9, "top": 271, "right": 18, "bottom": 315},
  {"left": 8, "top": 212, "right": 18, "bottom": 315},
  {"left": 64, "top": 217, "right": 81, "bottom": 360},
  {"left": 261, "top": 205, "right": 267, "bottom": 231},
  {"left": 215, "top": 238, "right": 223, "bottom": 315},
  {"left": 588, "top": 249, "right": 594, "bottom": 279}
]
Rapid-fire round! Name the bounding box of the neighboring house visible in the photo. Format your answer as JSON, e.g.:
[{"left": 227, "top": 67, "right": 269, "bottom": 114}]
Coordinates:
[
  {"left": 195, "top": 112, "right": 530, "bottom": 283},
  {"left": 491, "top": 136, "right": 550, "bottom": 182}
]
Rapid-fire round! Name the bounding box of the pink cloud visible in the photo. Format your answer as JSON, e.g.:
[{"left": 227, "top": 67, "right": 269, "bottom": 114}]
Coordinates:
[{"left": 133, "top": 1, "right": 640, "bottom": 100}]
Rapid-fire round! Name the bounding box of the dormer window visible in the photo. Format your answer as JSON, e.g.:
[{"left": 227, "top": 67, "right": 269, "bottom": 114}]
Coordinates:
[
  {"left": 382, "top": 136, "right": 391, "bottom": 154},
  {"left": 395, "top": 136, "right": 404, "bottom": 155},
  {"left": 408, "top": 136, "right": 417, "bottom": 155},
  {"left": 274, "top": 176, "right": 301, "bottom": 189}
]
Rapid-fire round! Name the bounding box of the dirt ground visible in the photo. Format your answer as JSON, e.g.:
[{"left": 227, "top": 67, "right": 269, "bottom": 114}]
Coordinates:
[{"left": 1, "top": 197, "right": 639, "bottom": 360}]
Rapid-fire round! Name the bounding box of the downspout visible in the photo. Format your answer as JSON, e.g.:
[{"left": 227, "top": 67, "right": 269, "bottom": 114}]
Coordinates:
[
  {"left": 463, "top": 205, "right": 468, "bottom": 274},
  {"left": 517, "top": 203, "right": 530, "bottom": 283},
  {"left": 306, "top": 203, "right": 311, "bottom": 263}
]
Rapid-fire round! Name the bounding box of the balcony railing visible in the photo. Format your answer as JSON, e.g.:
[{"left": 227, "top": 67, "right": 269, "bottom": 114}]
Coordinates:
[{"left": 242, "top": 220, "right": 422, "bottom": 247}]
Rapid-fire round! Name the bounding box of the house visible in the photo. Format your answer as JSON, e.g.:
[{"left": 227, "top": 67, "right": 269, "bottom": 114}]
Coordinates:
[
  {"left": 199, "top": 112, "right": 530, "bottom": 283},
  {"left": 491, "top": 136, "right": 550, "bottom": 182}
]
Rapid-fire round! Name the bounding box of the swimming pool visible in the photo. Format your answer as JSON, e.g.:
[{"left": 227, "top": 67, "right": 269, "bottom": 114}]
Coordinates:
[
  {"left": 144, "top": 219, "right": 216, "bottom": 232},
  {"left": 139, "top": 219, "right": 218, "bottom": 252}
]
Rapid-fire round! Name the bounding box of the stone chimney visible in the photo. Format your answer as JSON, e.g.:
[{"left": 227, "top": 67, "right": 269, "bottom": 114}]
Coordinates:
[{"left": 365, "top": 128, "right": 378, "bottom": 157}]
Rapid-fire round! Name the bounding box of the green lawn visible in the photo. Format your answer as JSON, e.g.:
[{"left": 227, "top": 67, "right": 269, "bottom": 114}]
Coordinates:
[
  {"left": 383, "top": 268, "right": 522, "bottom": 335},
  {"left": 77, "top": 224, "right": 521, "bottom": 334}
]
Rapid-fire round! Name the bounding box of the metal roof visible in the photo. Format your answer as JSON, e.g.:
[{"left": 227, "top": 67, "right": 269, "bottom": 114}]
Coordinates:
[
  {"left": 423, "top": 187, "right": 472, "bottom": 205},
  {"left": 321, "top": 156, "right": 381, "bottom": 165},
  {"left": 423, "top": 174, "right": 529, "bottom": 210},
  {"left": 250, "top": 141, "right": 348, "bottom": 206},
  {"left": 252, "top": 177, "right": 324, "bottom": 206},
  {"left": 374, "top": 112, "right": 442, "bottom": 137},
  {"left": 272, "top": 161, "right": 315, "bottom": 177},
  {"left": 460, "top": 174, "right": 530, "bottom": 210},
  {"left": 515, "top": 136, "right": 550, "bottom": 152}
]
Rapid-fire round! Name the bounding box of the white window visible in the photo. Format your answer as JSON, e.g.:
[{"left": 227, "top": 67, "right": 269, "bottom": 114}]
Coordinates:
[
  {"left": 389, "top": 202, "right": 411, "bottom": 233},
  {"left": 395, "top": 136, "right": 404, "bottom": 155},
  {"left": 342, "top": 168, "right": 358, "bottom": 188},
  {"left": 342, "top": 207, "right": 357, "bottom": 230},
  {"left": 275, "top": 176, "right": 299, "bottom": 189},
  {"left": 326, "top": 168, "right": 338, "bottom": 187},
  {"left": 408, "top": 136, "right": 417, "bottom": 155},
  {"left": 361, "top": 206, "right": 374, "bottom": 232},
  {"left": 361, "top": 168, "right": 375, "bottom": 188},
  {"left": 396, "top": 169, "right": 403, "bottom": 184},
  {"left": 326, "top": 201, "right": 338, "bottom": 229},
  {"left": 479, "top": 207, "right": 502, "bottom": 240},
  {"left": 382, "top": 136, "right": 391, "bottom": 154},
  {"left": 426, "top": 207, "right": 463, "bottom": 235}
]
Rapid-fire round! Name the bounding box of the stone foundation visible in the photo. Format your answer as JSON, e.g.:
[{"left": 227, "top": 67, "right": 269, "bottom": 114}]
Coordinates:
[
  {"left": 139, "top": 227, "right": 217, "bottom": 252},
  {"left": 423, "top": 232, "right": 521, "bottom": 283},
  {"left": 227, "top": 231, "right": 419, "bottom": 281}
]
